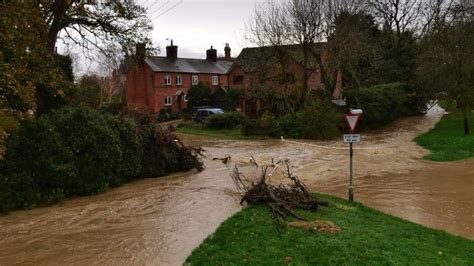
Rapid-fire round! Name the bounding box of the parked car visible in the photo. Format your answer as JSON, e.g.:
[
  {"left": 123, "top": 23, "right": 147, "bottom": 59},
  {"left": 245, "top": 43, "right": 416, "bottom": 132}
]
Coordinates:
[{"left": 193, "top": 108, "right": 224, "bottom": 123}]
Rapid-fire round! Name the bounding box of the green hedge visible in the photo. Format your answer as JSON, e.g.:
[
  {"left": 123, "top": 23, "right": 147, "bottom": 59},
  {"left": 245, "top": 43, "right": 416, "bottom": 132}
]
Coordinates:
[
  {"left": 0, "top": 106, "right": 202, "bottom": 212},
  {"left": 344, "top": 83, "right": 409, "bottom": 128},
  {"left": 206, "top": 111, "right": 245, "bottom": 129}
]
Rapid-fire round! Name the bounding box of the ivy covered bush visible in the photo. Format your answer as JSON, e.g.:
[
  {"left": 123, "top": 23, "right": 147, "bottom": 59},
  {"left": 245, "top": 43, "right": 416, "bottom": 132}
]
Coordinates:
[
  {"left": 0, "top": 106, "right": 202, "bottom": 212},
  {"left": 345, "top": 83, "right": 410, "bottom": 128}
]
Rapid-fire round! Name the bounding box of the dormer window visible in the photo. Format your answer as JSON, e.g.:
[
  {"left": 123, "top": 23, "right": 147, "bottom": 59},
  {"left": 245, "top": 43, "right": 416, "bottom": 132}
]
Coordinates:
[
  {"left": 164, "top": 75, "right": 171, "bottom": 85},
  {"left": 176, "top": 75, "right": 182, "bottom": 85},
  {"left": 212, "top": 75, "right": 219, "bottom": 85},
  {"left": 192, "top": 75, "right": 199, "bottom": 85}
]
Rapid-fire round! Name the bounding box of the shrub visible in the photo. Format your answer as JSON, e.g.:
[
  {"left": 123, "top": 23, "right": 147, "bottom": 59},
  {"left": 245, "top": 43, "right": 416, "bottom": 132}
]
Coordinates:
[
  {"left": 0, "top": 107, "right": 124, "bottom": 210},
  {"left": 241, "top": 119, "right": 265, "bottom": 136},
  {"left": 0, "top": 106, "right": 202, "bottom": 212},
  {"left": 211, "top": 87, "right": 240, "bottom": 111},
  {"left": 271, "top": 114, "right": 301, "bottom": 138},
  {"left": 157, "top": 108, "right": 178, "bottom": 122},
  {"left": 187, "top": 82, "right": 211, "bottom": 110},
  {"left": 206, "top": 111, "right": 245, "bottom": 129},
  {"left": 345, "top": 82, "right": 409, "bottom": 128},
  {"left": 296, "top": 101, "right": 343, "bottom": 139}
]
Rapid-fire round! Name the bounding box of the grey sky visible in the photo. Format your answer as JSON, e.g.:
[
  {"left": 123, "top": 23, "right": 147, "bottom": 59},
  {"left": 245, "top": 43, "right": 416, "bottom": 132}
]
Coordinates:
[{"left": 142, "top": 0, "right": 262, "bottom": 59}]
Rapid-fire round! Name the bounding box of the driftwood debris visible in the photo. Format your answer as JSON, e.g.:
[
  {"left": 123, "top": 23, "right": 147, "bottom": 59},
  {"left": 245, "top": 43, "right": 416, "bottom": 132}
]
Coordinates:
[{"left": 231, "top": 159, "right": 328, "bottom": 228}]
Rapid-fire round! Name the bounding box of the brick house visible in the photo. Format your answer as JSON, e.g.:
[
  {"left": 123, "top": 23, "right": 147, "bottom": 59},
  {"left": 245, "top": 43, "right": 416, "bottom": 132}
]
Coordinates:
[
  {"left": 127, "top": 42, "right": 342, "bottom": 117},
  {"left": 126, "top": 41, "right": 233, "bottom": 113},
  {"left": 228, "top": 44, "right": 343, "bottom": 118}
]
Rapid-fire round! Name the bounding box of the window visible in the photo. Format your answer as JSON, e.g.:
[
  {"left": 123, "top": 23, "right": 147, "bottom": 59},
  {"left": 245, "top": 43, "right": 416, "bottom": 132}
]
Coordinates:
[
  {"left": 164, "top": 96, "right": 172, "bottom": 106},
  {"left": 176, "top": 75, "right": 182, "bottom": 85},
  {"left": 212, "top": 75, "right": 219, "bottom": 85},
  {"left": 233, "top": 75, "right": 244, "bottom": 84},
  {"left": 164, "top": 75, "right": 171, "bottom": 85},
  {"left": 192, "top": 75, "right": 199, "bottom": 85}
]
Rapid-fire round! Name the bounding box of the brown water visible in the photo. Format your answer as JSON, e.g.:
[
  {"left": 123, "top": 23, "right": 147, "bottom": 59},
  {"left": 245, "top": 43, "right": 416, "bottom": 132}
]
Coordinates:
[{"left": 1, "top": 112, "right": 473, "bottom": 265}]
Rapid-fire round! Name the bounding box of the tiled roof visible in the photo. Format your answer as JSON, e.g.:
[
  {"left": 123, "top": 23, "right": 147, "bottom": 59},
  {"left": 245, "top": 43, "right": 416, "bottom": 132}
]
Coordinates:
[
  {"left": 231, "top": 43, "right": 326, "bottom": 72},
  {"left": 144, "top": 57, "right": 233, "bottom": 74}
]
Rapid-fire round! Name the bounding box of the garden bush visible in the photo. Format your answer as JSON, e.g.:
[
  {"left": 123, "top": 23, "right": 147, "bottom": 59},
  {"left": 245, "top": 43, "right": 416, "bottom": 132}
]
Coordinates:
[
  {"left": 0, "top": 106, "right": 202, "bottom": 212},
  {"left": 271, "top": 114, "right": 301, "bottom": 138},
  {"left": 206, "top": 111, "right": 245, "bottom": 129},
  {"left": 296, "top": 101, "right": 343, "bottom": 139},
  {"left": 345, "top": 82, "right": 409, "bottom": 128}
]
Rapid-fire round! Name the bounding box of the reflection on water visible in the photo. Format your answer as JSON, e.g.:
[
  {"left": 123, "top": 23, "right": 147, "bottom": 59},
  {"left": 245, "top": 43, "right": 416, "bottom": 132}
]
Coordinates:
[{"left": 0, "top": 112, "right": 473, "bottom": 265}]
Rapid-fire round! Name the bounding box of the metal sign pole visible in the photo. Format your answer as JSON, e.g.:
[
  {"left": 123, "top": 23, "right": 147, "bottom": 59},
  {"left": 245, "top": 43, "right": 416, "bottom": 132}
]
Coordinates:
[{"left": 349, "top": 142, "right": 354, "bottom": 202}]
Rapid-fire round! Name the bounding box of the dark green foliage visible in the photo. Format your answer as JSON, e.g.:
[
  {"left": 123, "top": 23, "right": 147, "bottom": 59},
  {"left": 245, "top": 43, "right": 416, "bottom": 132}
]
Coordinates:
[
  {"left": 211, "top": 87, "right": 240, "bottom": 111},
  {"left": 206, "top": 112, "right": 245, "bottom": 130},
  {"left": 157, "top": 108, "right": 178, "bottom": 122},
  {"left": 415, "top": 113, "right": 474, "bottom": 161},
  {"left": 66, "top": 75, "right": 102, "bottom": 108},
  {"left": 0, "top": 106, "right": 202, "bottom": 212},
  {"left": 138, "top": 125, "right": 203, "bottom": 177},
  {"left": 345, "top": 83, "right": 409, "bottom": 129},
  {"left": 296, "top": 101, "right": 343, "bottom": 139},
  {"left": 271, "top": 114, "right": 301, "bottom": 138},
  {"left": 186, "top": 194, "right": 474, "bottom": 265},
  {"left": 187, "top": 82, "right": 211, "bottom": 110},
  {"left": 241, "top": 119, "right": 269, "bottom": 136}
]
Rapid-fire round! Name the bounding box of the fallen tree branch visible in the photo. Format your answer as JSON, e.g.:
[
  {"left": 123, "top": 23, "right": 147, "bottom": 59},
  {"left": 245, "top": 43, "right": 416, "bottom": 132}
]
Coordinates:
[{"left": 231, "top": 159, "right": 328, "bottom": 227}]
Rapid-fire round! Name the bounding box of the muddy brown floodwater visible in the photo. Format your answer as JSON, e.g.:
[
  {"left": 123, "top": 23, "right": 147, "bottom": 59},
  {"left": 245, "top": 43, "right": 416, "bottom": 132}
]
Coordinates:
[{"left": 1, "top": 110, "right": 473, "bottom": 265}]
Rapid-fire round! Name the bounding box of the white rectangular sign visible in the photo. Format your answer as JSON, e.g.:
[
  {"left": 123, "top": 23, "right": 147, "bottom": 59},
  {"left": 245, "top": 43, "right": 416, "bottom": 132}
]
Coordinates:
[{"left": 343, "top": 134, "right": 361, "bottom": 143}]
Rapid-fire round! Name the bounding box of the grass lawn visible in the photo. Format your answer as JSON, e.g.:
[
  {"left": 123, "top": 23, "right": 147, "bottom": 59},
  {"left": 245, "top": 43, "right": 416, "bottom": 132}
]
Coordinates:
[
  {"left": 186, "top": 194, "right": 473, "bottom": 265},
  {"left": 415, "top": 113, "right": 474, "bottom": 161},
  {"left": 176, "top": 124, "right": 267, "bottom": 141}
]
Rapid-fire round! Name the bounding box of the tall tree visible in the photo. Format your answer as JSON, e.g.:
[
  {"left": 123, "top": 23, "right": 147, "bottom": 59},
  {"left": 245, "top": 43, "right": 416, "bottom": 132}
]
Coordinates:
[
  {"left": 0, "top": 1, "right": 70, "bottom": 116},
  {"left": 367, "top": 0, "right": 422, "bottom": 42},
  {"left": 417, "top": 0, "right": 474, "bottom": 134},
  {"left": 35, "top": 0, "right": 152, "bottom": 54}
]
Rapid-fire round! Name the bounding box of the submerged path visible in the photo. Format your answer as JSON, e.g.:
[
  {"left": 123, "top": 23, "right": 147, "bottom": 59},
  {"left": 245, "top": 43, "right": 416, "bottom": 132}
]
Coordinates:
[{"left": 1, "top": 111, "right": 473, "bottom": 265}]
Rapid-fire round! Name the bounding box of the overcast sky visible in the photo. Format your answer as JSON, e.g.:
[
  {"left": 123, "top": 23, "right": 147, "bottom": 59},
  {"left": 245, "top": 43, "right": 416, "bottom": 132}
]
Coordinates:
[{"left": 142, "top": 0, "right": 262, "bottom": 59}]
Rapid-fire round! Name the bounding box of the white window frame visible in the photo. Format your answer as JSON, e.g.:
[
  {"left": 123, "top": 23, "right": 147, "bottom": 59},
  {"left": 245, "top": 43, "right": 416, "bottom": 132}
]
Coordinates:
[
  {"left": 164, "top": 74, "right": 171, "bottom": 85},
  {"left": 183, "top": 94, "right": 188, "bottom": 102},
  {"left": 192, "top": 75, "right": 199, "bottom": 85},
  {"left": 212, "top": 75, "right": 219, "bottom": 85},
  {"left": 176, "top": 74, "right": 182, "bottom": 85},
  {"left": 164, "top": 96, "right": 172, "bottom": 106}
]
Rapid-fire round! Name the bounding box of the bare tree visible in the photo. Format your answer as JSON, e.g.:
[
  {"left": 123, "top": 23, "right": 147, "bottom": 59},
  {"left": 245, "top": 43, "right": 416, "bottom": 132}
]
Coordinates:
[
  {"left": 417, "top": 0, "right": 474, "bottom": 135},
  {"left": 367, "top": 0, "right": 422, "bottom": 41},
  {"left": 35, "top": 0, "right": 152, "bottom": 55}
]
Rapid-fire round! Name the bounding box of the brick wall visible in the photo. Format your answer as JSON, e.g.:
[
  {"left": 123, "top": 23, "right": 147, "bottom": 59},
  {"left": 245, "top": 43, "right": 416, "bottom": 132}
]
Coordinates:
[{"left": 128, "top": 66, "right": 230, "bottom": 113}]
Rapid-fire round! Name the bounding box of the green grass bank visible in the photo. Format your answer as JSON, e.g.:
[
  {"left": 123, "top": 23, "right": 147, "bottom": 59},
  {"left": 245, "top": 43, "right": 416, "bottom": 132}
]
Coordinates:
[
  {"left": 415, "top": 113, "right": 474, "bottom": 161},
  {"left": 186, "top": 194, "right": 473, "bottom": 265},
  {"left": 176, "top": 124, "right": 266, "bottom": 141}
]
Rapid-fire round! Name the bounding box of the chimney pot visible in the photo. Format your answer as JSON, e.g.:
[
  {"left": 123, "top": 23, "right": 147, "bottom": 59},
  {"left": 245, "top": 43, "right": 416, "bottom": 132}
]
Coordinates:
[
  {"left": 166, "top": 40, "right": 178, "bottom": 59},
  {"left": 206, "top": 45, "right": 217, "bottom": 62},
  {"left": 224, "top": 43, "right": 231, "bottom": 60}
]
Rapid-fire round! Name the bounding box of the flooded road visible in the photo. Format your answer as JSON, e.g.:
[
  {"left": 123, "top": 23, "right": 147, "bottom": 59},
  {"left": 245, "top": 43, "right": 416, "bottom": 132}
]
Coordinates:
[{"left": 1, "top": 111, "right": 473, "bottom": 265}]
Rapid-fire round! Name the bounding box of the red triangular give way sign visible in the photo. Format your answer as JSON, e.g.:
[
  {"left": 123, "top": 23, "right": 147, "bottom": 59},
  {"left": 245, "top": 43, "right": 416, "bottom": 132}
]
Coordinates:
[{"left": 344, "top": 114, "right": 360, "bottom": 133}]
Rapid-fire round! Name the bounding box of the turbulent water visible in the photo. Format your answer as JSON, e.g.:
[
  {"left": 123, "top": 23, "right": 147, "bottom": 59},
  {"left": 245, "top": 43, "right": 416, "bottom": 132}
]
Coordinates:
[{"left": 0, "top": 110, "right": 473, "bottom": 265}]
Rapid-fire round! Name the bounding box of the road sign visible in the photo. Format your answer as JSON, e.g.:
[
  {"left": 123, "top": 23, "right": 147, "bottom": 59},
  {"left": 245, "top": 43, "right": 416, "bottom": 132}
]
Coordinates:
[
  {"left": 344, "top": 114, "right": 361, "bottom": 133},
  {"left": 343, "top": 134, "right": 361, "bottom": 143}
]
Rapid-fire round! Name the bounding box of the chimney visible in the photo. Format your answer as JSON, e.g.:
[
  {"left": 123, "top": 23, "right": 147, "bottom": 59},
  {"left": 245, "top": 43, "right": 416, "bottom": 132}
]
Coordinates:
[
  {"left": 136, "top": 43, "right": 146, "bottom": 61},
  {"left": 224, "top": 43, "right": 231, "bottom": 60},
  {"left": 166, "top": 39, "right": 178, "bottom": 59},
  {"left": 206, "top": 45, "right": 217, "bottom": 62}
]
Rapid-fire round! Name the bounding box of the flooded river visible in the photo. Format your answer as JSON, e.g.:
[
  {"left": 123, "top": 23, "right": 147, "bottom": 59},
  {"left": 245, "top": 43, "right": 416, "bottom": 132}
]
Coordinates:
[{"left": 0, "top": 111, "right": 473, "bottom": 265}]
